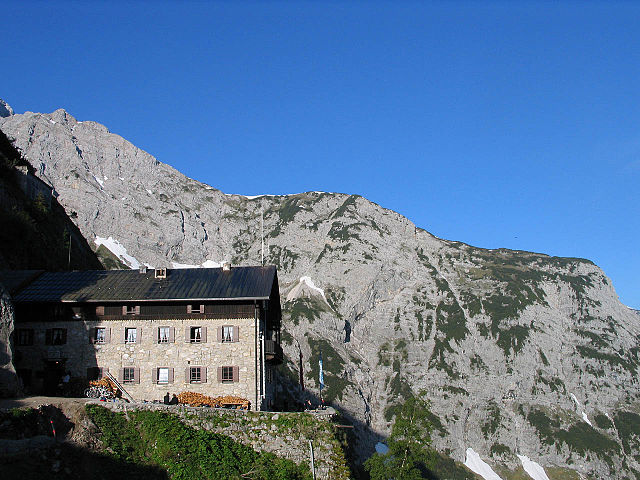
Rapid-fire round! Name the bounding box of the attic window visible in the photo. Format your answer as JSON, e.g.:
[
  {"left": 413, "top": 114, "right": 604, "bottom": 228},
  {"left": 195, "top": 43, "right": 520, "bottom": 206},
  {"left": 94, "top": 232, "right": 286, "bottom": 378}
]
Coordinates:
[
  {"left": 187, "top": 304, "right": 204, "bottom": 314},
  {"left": 155, "top": 268, "right": 167, "bottom": 279}
]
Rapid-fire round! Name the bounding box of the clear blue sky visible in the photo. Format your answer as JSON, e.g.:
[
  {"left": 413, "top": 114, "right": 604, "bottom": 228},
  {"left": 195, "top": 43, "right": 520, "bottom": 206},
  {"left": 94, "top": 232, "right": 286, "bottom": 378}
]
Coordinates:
[{"left": 4, "top": 1, "right": 639, "bottom": 308}]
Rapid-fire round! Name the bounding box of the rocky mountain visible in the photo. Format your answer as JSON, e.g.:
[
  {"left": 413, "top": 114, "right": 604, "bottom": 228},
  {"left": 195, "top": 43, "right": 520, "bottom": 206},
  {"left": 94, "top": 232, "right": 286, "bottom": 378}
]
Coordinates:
[{"left": 2, "top": 106, "right": 640, "bottom": 479}]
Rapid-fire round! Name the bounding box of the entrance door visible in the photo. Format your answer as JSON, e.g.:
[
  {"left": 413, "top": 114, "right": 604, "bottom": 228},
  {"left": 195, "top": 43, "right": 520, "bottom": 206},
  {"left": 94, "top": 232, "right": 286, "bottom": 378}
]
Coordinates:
[{"left": 43, "top": 359, "right": 65, "bottom": 395}]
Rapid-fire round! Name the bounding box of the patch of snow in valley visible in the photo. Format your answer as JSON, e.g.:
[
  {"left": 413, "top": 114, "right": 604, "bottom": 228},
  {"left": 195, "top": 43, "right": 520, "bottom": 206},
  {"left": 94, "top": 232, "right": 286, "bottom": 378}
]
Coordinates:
[
  {"left": 146, "top": 189, "right": 153, "bottom": 195},
  {"left": 93, "top": 175, "right": 104, "bottom": 188},
  {"left": 517, "top": 455, "right": 551, "bottom": 480},
  {"left": 570, "top": 393, "right": 591, "bottom": 425},
  {"left": 94, "top": 236, "right": 140, "bottom": 269},
  {"left": 464, "top": 448, "right": 503, "bottom": 480}
]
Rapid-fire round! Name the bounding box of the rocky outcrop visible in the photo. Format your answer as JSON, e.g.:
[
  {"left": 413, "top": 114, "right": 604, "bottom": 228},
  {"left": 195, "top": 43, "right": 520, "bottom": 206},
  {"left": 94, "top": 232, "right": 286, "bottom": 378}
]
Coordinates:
[
  {"left": 2, "top": 107, "right": 639, "bottom": 479},
  {"left": 0, "top": 99, "right": 13, "bottom": 118},
  {"left": 0, "top": 283, "right": 19, "bottom": 397}
]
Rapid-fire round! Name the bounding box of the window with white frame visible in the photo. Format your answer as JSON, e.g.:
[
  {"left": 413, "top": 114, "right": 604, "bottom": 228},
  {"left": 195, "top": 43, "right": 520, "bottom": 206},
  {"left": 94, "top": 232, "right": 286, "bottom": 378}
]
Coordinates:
[
  {"left": 190, "top": 327, "right": 202, "bottom": 343},
  {"left": 125, "top": 328, "right": 137, "bottom": 344},
  {"left": 123, "top": 367, "right": 135, "bottom": 383},
  {"left": 190, "top": 367, "right": 201, "bottom": 383},
  {"left": 157, "top": 367, "right": 169, "bottom": 384},
  {"left": 221, "top": 366, "right": 233, "bottom": 383},
  {"left": 95, "top": 327, "right": 106, "bottom": 344},
  {"left": 51, "top": 328, "right": 66, "bottom": 345},
  {"left": 222, "top": 326, "right": 234, "bottom": 343},
  {"left": 158, "top": 326, "right": 170, "bottom": 343}
]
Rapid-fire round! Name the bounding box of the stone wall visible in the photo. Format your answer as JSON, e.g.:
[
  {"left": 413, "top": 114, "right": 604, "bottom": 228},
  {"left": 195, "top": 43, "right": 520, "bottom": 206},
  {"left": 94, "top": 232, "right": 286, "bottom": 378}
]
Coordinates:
[
  {"left": 97, "top": 401, "right": 351, "bottom": 480},
  {"left": 14, "top": 316, "right": 276, "bottom": 409}
]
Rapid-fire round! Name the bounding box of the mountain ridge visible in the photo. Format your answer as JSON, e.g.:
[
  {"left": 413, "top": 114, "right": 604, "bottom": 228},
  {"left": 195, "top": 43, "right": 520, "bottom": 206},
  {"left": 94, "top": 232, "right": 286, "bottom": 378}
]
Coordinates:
[{"left": 2, "top": 105, "right": 639, "bottom": 480}]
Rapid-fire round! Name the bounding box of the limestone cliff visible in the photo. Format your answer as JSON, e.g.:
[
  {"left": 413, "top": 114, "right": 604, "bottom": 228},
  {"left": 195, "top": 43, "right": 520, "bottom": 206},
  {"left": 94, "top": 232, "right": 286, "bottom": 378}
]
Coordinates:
[{"left": 2, "top": 107, "right": 639, "bottom": 479}]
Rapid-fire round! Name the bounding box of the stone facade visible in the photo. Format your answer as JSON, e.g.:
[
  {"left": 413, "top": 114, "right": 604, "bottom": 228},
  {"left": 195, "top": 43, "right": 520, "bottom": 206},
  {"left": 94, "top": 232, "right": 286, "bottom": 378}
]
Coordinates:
[{"left": 13, "top": 315, "right": 276, "bottom": 408}]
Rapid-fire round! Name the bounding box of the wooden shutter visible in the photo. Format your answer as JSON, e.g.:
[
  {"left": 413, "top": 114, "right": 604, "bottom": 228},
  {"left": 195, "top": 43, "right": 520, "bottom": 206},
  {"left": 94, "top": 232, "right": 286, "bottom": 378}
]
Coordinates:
[
  {"left": 118, "top": 368, "right": 124, "bottom": 382},
  {"left": 138, "top": 328, "right": 142, "bottom": 343},
  {"left": 45, "top": 329, "right": 52, "bottom": 345},
  {"left": 202, "top": 367, "right": 207, "bottom": 383},
  {"left": 122, "top": 328, "right": 127, "bottom": 343},
  {"left": 185, "top": 368, "right": 190, "bottom": 383},
  {"left": 134, "top": 367, "right": 140, "bottom": 384},
  {"left": 232, "top": 366, "right": 239, "bottom": 383},
  {"left": 135, "top": 305, "right": 141, "bottom": 315},
  {"left": 61, "top": 329, "right": 68, "bottom": 345},
  {"left": 217, "top": 327, "right": 222, "bottom": 342},
  {"left": 89, "top": 328, "right": 96, "bottom": 344},
  {"left": 96, "top": 306, "right": 104, "bottom": 316},
  {"left": 233, "top": 326, "right": 239, "bottom": 343},
  {"left": 168, "top": 368, "right": 174, "bottom": 384},
  {"left": 152, "top": 368, "right": 158, "bottom": 383},
  {"left": 184, "top": 327, "right": 190, "bottom": 343},
  {"left": 201, "top": 327, "right": 207, "bottom": 343},
  {"left": 187, "top": 304, "right": 192, "bottom": 314},
  {"left": 122, "top": 305, "right": 127, "bottom": 315},
  {"left": 105, "top": 328, "right": 111, "bottom": 344},
  {"left": 217, "top": 366, "right": 222, "bottom": 382},
  {"left": 169, "top": 327, "right": 175, "bottom": 343},
  {"left": 200, "top": 304, "right": 204, "bottom": 313}
]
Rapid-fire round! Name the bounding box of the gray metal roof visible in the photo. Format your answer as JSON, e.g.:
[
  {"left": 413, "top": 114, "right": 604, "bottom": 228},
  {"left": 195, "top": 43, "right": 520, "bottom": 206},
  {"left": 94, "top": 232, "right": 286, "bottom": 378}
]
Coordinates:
[{"left": 4, "top": 266, "right": 277, "bottom": 303}]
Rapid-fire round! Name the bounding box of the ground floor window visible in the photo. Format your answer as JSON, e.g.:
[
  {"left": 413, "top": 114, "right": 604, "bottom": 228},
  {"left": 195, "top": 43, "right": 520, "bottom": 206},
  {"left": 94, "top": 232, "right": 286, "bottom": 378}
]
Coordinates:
[
  {"left": 158, "top": 367, "right": 169, "bottom": 384},
  {"left": 190, "top": 367, "right": 202, "bottom": 383},
  {"left": 16, "top": 329, "right": 34, "bottom": 346},
  {"left": 123, "top": 367, "right": 135, "bottom": 383}
]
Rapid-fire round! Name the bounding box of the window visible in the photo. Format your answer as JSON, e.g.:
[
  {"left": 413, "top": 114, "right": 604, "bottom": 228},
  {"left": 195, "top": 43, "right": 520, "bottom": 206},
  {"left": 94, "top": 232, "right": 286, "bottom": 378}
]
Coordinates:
[
  {"left": 158, "top": 367, "right": 169, "bottom": 384},
  {"left": 266, "top": 366, "right": 273, "bottom": 383},
  {"left": 190, "top": 327, "right": 202, "bottom": 343},
  {"left": 123, "top": 305, "right": 140, "bottom": 315},
  {"left": 16, "top": 329, "right": 34, "bottom": 346},
  {"left": 125, "top": 328, "right": 137, "bottom": 344},
  {"left": 123, "top": 367, "right": 135, "bottom": 383},
  {"left": 190, "top": 367, "right": 201, "bottom": 383},
  {"left": 218, "top": 366, "right": 238, "bottom": 383},
  {"left": 158, "top": 326, "right": 170, "bottom": 343},
  {"left": 221, "top": 366, "right": 233, "bottom": 382},
  {"left": 95, "top": 327, "right": 106, "bottom": 344},
  {"left": 46, "top": 328, "right": 67, "bottom": 345},
  {"left": 222, "top": 326, "right": 234, "bottom": 343},
  {"left": 188, "top": 304, "right": 204, "bottom": 314},
  {"left": 87, "top": 367, "right": 108, "bottom": 381}
]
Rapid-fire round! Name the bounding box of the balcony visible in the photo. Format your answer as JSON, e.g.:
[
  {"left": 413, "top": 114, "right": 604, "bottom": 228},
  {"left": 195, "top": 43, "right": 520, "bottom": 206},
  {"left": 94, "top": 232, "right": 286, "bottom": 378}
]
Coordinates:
[{"left": 264, "top": 339, "right": 283, "bottom": 364}]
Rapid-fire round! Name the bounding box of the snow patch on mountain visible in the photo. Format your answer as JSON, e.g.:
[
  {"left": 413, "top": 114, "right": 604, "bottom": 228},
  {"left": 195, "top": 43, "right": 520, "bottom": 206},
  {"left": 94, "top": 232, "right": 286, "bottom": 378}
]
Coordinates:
[
  {"left": 171, "top": 260, "right": 222, "bottom": 269},
  {"left": 517, "top": 455, "right": 551, "bottom": 480},
  {"left": 286, "top": 276, "right": 327, "bottom": 303},
  {"left": 464, "top": 448, "right": 503, "bottom": 480},
  {"left": 94, "top": 236, "right": 139, "bottom": 269}
]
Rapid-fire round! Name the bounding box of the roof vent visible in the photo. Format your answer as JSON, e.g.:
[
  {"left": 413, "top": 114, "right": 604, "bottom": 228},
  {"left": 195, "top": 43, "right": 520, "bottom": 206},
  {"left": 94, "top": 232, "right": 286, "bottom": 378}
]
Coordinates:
[
  {"left": 155, "top": 268, "right": 167, "bottom": 279},
  {"left": 139, "top": 266, "right": 147, "bottom": 274},
  {"left": 222, "top": 261, "right": 231, "bottom": 272}
]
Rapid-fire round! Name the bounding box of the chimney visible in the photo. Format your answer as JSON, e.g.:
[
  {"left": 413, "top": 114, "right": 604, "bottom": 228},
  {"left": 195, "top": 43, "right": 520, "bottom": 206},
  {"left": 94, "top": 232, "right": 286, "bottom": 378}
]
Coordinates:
[
  {"left": 154, "top": 268, "right": 167, "bottom": 279},
  {"left": 139, "top": 266, "right": 147, "bottom": 274},
  {"left": 222, "top": 261, "right": 231, "bottom": 272}
]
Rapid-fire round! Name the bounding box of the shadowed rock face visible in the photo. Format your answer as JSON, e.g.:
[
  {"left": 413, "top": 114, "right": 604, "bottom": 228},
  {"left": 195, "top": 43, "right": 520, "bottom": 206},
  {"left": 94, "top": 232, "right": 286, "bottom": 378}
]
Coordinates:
[
  {"left": 3, "top": 108, "right": 640, "bottom": 478},
  {"left": 0, "top": 283, "right": 19, "bottom": 397}
]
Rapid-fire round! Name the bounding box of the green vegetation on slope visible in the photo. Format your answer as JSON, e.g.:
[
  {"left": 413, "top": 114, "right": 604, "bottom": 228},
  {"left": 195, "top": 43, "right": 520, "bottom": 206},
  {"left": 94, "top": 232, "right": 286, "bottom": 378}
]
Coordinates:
[{"left": 86, "top": 405, "right": 311, "bottom": 480}]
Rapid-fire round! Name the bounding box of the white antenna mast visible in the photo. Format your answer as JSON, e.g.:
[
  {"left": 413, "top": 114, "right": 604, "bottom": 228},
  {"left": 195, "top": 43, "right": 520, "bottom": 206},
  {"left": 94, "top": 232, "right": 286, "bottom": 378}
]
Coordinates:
[{"left": 261, "top": 201, "right": 265, "bottom": 266}]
